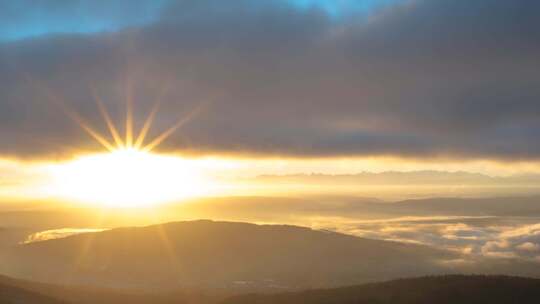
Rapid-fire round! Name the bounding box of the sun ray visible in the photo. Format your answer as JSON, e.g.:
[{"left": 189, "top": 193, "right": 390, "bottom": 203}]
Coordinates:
[
  {"left": 125, "top": 77, "right": 134, "bottom": 148},
  {"left": 20, "top": 69, "right": 214, "bottom": 155},
  {"left": 22, "top": 73, "right": 115, "bottom": 152},
  {"left": 154, "top": 222, "right": 184, "bottom": 275},
  {"left": 48, "top": 96, "right": 116, "bottom": 152},
  {"left": 65, "top": 211, "right": 106, "bottom": 283},
  {"left": 134, "top": 83, "right": 171, "bottom": 149},
  {"left": 91, "top": 87, "right": 124, "bottom": 149},
  {"left": 134, "top": 101, "right": 160, "bottom": 149},
  {"left": 141, "top": 103, "right": 206, "bottom": 153},
  {"left": 68, "top": 112, "right": 117, "bottom": 152}
]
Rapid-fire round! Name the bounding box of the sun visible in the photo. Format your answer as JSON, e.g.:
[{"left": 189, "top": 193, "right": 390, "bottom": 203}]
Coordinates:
[
  {"left": 34, "top": 81, "right": 217, "bottom": 208},
  {"left": 49, "top": 148, "right": 214, "bottom": 208}
]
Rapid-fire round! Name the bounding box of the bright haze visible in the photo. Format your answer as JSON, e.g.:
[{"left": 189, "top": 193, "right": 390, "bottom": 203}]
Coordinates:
[{"left": 1, "top": 1, "right": 540, "bottom": 304}]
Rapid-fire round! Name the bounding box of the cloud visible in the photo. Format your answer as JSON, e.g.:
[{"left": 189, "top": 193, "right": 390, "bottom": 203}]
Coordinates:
[
  {"left": 480, "top": 224, "right": 540, "bottom": 260},
  {"left": 0, "top": 0, "right": 539, "bottom": 159},
  {"left": 23, "top": 228, "right": 106, "bottom": 244},
  {"left": 316, "top": 215, "right": 540, "bottom": 263}
]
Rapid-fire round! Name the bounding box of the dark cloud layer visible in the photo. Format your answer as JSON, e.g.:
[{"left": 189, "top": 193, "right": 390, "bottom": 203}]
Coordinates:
[{"left": 0, "top": 0, "right": 539, "bottom": 159}]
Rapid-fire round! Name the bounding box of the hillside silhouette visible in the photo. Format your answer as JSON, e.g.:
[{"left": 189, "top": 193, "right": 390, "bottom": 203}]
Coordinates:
[
  {"left": 0, "top": 275, "right": 66, "bottom": 304},
  {"left": 224, "top": 275, "right": 540, "bottom": 304},
  {"left": 9, "top": 220, "right": 450, "bottom": 290},
  {"left": 3, "top": 274, "right": 540, "bottom": 304},
  {"left": 0, "top": 274, "right": 223, "bottom": 304}
]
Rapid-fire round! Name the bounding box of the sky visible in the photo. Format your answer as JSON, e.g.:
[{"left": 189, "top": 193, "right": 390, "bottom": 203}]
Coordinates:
[
  {"left": 0, "top": 0, "right": 396, "bottom": 42},
  {"left": 0, "top": 0, "right": 167, "bottom": 41},
  {"left": 0, "top": 0, "right": 539, "bottom": 203}
]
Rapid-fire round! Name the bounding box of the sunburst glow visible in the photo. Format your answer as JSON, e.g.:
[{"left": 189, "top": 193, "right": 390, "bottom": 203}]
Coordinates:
[
  {"left": 26, "top": 78, "right": 219, "bottom": 208},
  {"left": 49, "top": 148, "right": 216, "bottom": 207}
]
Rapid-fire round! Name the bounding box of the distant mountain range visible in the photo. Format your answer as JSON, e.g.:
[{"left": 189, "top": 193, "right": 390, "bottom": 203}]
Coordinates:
[
  {"left": 7, "top": 220, "right": 451, "bottom": 290},
  {"left": 3, "top": 195, "right": 540, "bottom": 234},
  {"left": 176, "top": 195, "right": 540, "bottom": 219},
  {"left": 256, "top": 171, "right": 540, "bottom": 185}
]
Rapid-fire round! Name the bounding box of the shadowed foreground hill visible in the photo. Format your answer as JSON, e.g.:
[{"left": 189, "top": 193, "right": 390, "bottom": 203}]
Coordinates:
[
  {"left": 9, "top": 220, "right": 450, "bottom": 290},
  {"left": 0, "top": 274, "right": 219, "bottom": 304},
  {"left": 0, "top": 275, "right": 66, "bottom": 304},
  {"left": 223, "top": 275, "right": 540, "bottom": 304},
  {"left": 3, "top": 275, "right": 540, "bottom": 304}
]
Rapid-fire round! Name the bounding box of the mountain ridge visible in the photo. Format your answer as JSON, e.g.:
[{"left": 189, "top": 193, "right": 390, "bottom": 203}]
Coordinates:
[{"left": 8, "top": 220, "right": 452, "bottom": 290}]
